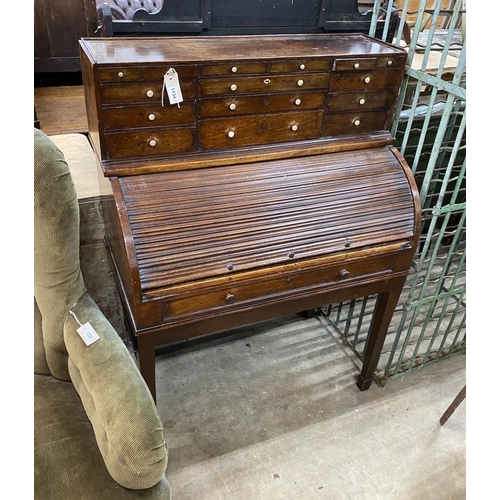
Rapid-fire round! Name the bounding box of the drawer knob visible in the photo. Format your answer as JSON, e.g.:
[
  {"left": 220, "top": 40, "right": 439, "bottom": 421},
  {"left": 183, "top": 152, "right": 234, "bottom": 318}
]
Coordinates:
[
  {"left": 146, "top": 90, "right": 154, "bottom": 98},
  {"left": 300, "top": 64, "right": 306, "bottom": 70},
  {"left": 148, "top": 113, "right": 156, "bottom": 121},
  {"left": 354, "top": 119, "right": 361, "bottom": 126},
  {"left": 295, "top": 98, "right": 302, "bottom": 106},
  {"left": 231, "top": 66, "right": 238, "bottom": 73},
  {"left": 387, "top": 60, "right": 393, "bottom": 66},
  {"left": 118, "top": 71, "right": 124, "bottom": 78},
  {"left": 339, "top": 269, "right": 350, "bottom": 279},
  {"left": 263, "top": 78, "right": 271, "bottom": 85},
  {"left": 354, "top": 62, "right": 360, "bottom": 69},
  {"left": 228, "top": 130, "right": 235, "bottom": 138},
  {"left": 149, "top": 139, "right": 157, "bottom": 147},
  {"left": 291, "top": 124, "right": 298, "bottom": 132},
  {"left": 364, "top": 77, "right": 371, "bottom": 84},
  {"left": 297, "top": 79, "right": 304, "bottom": 87},
  {"left": 231, "top": 84, "right": 238, "bottom": 91},
  {"left": 359, "top": 98, "right": 366, "bottom": 105},
  {"left": 229, "top": 103, "right": 237, "bottom": 110},
  {"left": 225, "top": 293, "right": 235, "bottom": 304}
]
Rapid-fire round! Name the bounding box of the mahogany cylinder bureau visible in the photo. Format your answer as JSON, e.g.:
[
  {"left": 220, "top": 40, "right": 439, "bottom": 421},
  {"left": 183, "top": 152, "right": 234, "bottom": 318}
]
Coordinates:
[{"left": 79, "top": 34, "right": 421, "bottom": 402}]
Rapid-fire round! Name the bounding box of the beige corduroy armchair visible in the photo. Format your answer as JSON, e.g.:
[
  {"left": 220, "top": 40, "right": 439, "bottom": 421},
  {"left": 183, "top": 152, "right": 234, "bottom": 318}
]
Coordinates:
[{"left": 34, "top": 128, "right": 171, "bottom": 499}]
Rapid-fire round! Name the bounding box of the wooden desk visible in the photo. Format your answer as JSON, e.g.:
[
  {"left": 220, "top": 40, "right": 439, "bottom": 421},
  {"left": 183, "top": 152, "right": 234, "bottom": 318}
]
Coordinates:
[{"left": 80, "top": 34, "right": 420, "bottom": 401}]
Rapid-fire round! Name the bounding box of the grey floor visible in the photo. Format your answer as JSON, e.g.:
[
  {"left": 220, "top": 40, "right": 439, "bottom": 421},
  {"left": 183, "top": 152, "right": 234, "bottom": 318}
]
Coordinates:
[{"left": 57, "top": 132, "right": 466, "bottom": 500}]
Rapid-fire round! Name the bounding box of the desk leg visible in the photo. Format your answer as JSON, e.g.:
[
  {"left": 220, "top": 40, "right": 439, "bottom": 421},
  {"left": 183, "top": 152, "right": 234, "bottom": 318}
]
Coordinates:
[
  {"left": 356, "top": 277, "right": 406, "bottom": 391},
  {"left": 137, "top": 335, "right": 157, "bottom": 403}
]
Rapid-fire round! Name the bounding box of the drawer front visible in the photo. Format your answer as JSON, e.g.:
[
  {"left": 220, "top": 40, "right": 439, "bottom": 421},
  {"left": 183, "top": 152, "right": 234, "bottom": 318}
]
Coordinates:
[
  {"left": 100, "top": 80, "right": 196, "bottom": 104},
  {"left": 323, "top": 112, "right": 388, "bottom": 136},
  {"left": 199, "top": 73, "right": 330, "bottom": 96},
  {"left": 200, "top": 92, "right": 326, "bottom": 118},
  {"left": 200, "top": 110, "right": 323, "bottom": 150},
  {"left": 99, "top": 66, "right": 142, "bottom": 82},
  {"left": 201, "top": 62, "right": 268, "bottom": 77},
  {"left": 326, "top": 90, "right": 395, "bottom": 113},
  {"left": 329, "top": 71, "right": 401, "bottom": 92},
  {"left": 105, "top": 127, "right": 196, "bottom": 159},
  {"left": 103, "top": 103, "right": 196, "bottom": 130},
  {"left": 269, "top": 59, "right": 331, "bottom": 73},
  {"left": 162, "top": 253, "right": 397, "bottom": 319},
  {"left": 141, "top": 65, "right": 198, "bottom": 80},
  {"left": 376, "top": 55, "right": 406, "bottom": 69},
  {"left": 334, "top": 57, "right": 378, "bottom": 72}
]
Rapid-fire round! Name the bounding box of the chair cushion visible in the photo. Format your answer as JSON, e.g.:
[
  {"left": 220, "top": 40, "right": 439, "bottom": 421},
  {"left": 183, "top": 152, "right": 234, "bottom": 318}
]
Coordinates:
[{"left": 35, "top": 374, "right": 171, "bottom": 500}]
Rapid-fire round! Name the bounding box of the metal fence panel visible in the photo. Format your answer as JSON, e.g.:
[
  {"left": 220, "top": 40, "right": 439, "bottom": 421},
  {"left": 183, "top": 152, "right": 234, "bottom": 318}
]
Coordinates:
[{"left": 320, "top": 0, "right": 466, "bottom": 385}]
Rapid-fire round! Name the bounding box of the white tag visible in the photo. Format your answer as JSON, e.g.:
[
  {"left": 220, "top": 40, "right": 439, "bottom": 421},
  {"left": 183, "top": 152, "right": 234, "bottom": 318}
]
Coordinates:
[
  {"left": 162, "top": 68, "right": 183, "bottom": 107},
  {"left": 77, "top": 322, "right": 100, "bottom": 346}
]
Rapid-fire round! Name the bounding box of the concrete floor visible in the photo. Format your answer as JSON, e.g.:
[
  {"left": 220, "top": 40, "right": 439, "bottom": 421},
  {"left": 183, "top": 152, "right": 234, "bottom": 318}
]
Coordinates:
[{"left": 50, "top": 131, "right": 466, "bottom": 500}]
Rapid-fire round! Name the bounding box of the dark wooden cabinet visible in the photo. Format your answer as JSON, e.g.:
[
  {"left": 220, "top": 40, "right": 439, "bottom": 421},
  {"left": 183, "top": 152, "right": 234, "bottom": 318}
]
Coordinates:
[
  {"left": 80, "top": 34, "right": 420, "bottom": 402},
  {"left": 34, "top": 0, "right": 97, "bottom": 73}
]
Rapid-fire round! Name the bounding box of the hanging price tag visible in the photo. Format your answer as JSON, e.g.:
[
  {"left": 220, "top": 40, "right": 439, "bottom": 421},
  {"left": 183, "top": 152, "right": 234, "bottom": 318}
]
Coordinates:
[
  {"left": 162, "top": 68, "right": 184, "bottom": 107},
  {"left": 69, "top": 309, "right": 100, "bottom": 347}
]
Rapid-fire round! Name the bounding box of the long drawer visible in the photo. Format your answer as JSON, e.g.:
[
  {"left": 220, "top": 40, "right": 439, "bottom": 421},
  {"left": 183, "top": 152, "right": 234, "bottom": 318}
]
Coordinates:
[
  {"left": 329, "top": 71, "right": 402, "bottom": 92},
  {"left": 162, "top": 252, "right": 397, "bottom": 320},
  {"left": 199, "top": 110, "right": 323, "bottom": 149}
]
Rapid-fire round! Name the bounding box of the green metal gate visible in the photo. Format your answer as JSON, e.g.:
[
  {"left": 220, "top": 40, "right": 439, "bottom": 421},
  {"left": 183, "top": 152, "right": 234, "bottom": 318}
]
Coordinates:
[{"left": 320, "top": 0, "right": 466, "bottom": 385}]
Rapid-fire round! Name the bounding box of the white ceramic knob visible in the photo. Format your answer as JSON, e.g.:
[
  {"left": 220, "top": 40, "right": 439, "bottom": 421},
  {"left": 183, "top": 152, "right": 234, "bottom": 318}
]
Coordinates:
[
  {"left": 364, "top": 77, "right": 371, "bottom": 84},
  {"left": 229, "top": 103, "right": 236, "bottom": 110},
  {"left": 228, "top": 130, "right": 235, "bottom": 138},
  {"left": 295, "top": 98, "right": 301, "bottom": 106},
  {"left": 231, "top": 84, "right": 237, "bottom": 91},
  {"left": 148, "top": 114, "right": 156, "bottom": 121},
  {"left": 297, "top": 79, "right": 304, "bottom": 87},
  {"left": 291, "top": 124, "right": 298, "bottom": 132},
  {"left": 300, "top": 64, "right": 305, "bottom": 70},
  {"left": 232, "top": 66, "right": 238, "bottom": 73},
  {"left": 359, "top": 98, "right": 366, "bottom": 105},
  {"left": 354, "top": 63, "right": 360, "bottom": 69},
  {"left": 354, "top": 119, "right": 361, "bottom": 126},
  {"left": 146, "top": 90, "right": 154, "bottom": 97},
  {"left": 388, "top": 60, "right": 393, "bottom": 66},
  {"left": 149, "top": 139, "right": 157, "bottom": 146},
  {"left": 118, "top": 71, "right": 124, "bottom": 78}
]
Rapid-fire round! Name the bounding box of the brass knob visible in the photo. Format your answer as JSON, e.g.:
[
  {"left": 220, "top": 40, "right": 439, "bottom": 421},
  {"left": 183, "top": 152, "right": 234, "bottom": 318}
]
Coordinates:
[
  {"left": 146, "top": 90, "right": 154, "bottom": 98},
  {"left": 339, "top": 269, "right": 350, "bottom": 279}
]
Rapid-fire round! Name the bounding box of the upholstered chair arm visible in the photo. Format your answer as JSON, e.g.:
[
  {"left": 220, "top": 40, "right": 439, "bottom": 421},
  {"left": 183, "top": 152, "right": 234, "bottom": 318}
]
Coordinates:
[{"left": 64, "top": 292, "right": 168, "bottom": 490}]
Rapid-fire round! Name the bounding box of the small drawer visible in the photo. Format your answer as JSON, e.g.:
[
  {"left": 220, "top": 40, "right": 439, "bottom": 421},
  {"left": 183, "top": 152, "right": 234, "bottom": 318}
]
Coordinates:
[
  {"left": 200, "top": 62, "right": 268, "bottom": 77},
  {"left": 200, "top": 110, "right": 323, "bottom": 150},
  {"left": 333, "top": 57, "right": 377, "bottom": 72},
  {"left": 162, "top": 253, "right": 396, "bottom": 320},
  {"left": 326, "top": 90, "right": 395, "bottom": 113},
  {"left": 376, "top": 55, "right": 406, "bottom": 69},
  {"left": 269, "top": 59, "right": 331, "bottom": 73},
  {"left": 329, "top": 71, "right": 401, "bottom": 92},
  {"left": 103, "top": 102, "right": 196, "bottom": 130},
  {"left": 199, "top": 73, "right": 330, "bottom": 96},
  {"left": 142, "top": 65, "right": 198, "bottom": 80},
  {"left": 99, "top": 67, "right": 141, "bottom": 82},
  {"left": 199, "top": 92, "right": 326, "bottom": 118},
  {"left": 105, "top": 127, "right": 195, "bottom": 159},
  {"left": 323, "top": 112, "right": 388, "bottom": 136},
  {"left": 100, "top": 80, "right": 196, "bottom": 105}
]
